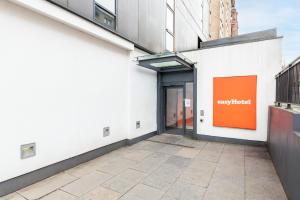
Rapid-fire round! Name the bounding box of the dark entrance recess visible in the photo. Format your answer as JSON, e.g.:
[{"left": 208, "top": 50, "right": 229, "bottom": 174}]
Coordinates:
[
  {"left": 137, "top": 53, "right": 197, "bottom": 136},
  {"left": 158, "top": 71, "right": 197, "bottom": 136}
]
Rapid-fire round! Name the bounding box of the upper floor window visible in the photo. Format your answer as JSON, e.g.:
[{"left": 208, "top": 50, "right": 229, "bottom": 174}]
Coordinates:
[
  {"left": 94, "top": 0, "right": 116, "bottom": 30},
  {"left": 95, "top": 0, "right": 115, "bottom": 14},
  {"left": 166, "top": 0, "right": 175, "bottom": 52}
]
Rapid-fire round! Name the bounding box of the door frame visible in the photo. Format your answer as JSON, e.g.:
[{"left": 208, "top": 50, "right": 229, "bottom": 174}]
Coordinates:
[
  {"left": 163, "top": 84, "right": 185, "bottom": 135},
  {"left": 157, "top": 69, "right": 197, "bottom": 137}
]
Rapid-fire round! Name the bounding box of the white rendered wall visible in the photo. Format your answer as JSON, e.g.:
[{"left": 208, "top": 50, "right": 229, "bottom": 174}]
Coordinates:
[
  {"left": 184, "top": 39, "right": 282, "bottom": 142},
  {"left": 0, "top": 1, "right": 156, "bottom": 182},
  {"left": 128, "top": 49, "right": 157, "bottom": 139}
]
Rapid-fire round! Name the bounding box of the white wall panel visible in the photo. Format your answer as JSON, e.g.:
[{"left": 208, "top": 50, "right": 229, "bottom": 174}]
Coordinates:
[
  {"left": 0, "top": 1, "right": 156, "bottom": 182},
  {"left": 128, "top": 49, "right": 157, "bottom": 139},
  {"left": 184, "top": 39, "right": 282, "bottom": 142}
]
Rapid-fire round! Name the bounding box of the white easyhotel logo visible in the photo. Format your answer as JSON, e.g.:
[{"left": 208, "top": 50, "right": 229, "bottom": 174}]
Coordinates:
[{"left": 217, "top": 99, "right": 251, "bottom": 106}]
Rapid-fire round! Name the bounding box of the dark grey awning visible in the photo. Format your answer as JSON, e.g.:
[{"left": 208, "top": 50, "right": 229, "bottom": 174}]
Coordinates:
[{"left": 137, "top": 52, "right": 195, "bottom": 72}]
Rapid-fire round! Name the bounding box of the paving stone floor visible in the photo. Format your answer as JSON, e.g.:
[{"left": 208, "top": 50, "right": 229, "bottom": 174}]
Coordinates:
[{"left": 1, "top": 134, "right": 287, "bottom": 200}]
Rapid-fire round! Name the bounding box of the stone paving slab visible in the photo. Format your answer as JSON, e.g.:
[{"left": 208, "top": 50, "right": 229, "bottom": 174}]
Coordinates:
[
  {"left": 1, "top": 134, "right": 287, "bottom": 200},
  {"left": 17, "top": 173, "right": 77, "bottom": 200},
  {"left": 0, "top": 193, "right": 26, "bottom": 200},
  {"left": 40, "top": 190, "right": 76, "bottom": 200},
  {"left": 79, "top": 186, "right": 121, "bottom": 200},
  {"left": 119, "top": 184, "right": 164, "bottom": 200},
  {"left": 162, "top": 181, "right": 206, "bottom": 200},
  {"left": 102, "top": 169, "right": 146, "bottom": 194},
  {"left": 61, "top": 171, "right": 112, "bottom": 197}
]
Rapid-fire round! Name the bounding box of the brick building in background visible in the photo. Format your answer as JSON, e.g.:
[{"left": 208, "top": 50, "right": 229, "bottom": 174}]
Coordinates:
[
  {"left": 209, "top": 0, "right": 238, "bottom": 40},
  {"left": 231, "top": 0, "right": 239, "bottom": 37}
]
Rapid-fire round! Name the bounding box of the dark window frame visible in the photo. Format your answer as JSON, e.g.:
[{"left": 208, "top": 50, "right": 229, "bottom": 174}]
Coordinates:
[{"left": 94, "top": 2, "right": 116, "bottom": 30}]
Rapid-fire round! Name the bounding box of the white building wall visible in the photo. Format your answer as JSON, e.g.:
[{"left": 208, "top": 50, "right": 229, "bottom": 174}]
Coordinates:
[
  {"left": 128, "top": 49, "right": 157, "bottom": 139},
  {"left": 0, "top": 1, "right": 156, "bottom": 182},
  {"left": 184, "top": 38, "right": 282, "bottom": 142}
]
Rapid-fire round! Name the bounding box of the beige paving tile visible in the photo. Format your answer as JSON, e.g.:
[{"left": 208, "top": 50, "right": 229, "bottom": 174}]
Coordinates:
[
  {"left": 175, "top": 137, "right": 196, "bottom": 147},
  {"left": 162, "top": 181, "right": 206, "bottom": 200},
  {"left": 17, "top": 173, "right": 77, "bottom": 200},
  {"left": 245, "top": 145, "right": 267, "bottom": 153},
  {"left": 0, "top": 193, "right": 26, "bottom": 200},
  {"left": 203, "top": 177, "right": 244, "bottom": 200},
  {"left": 213, "top": 164, "right": 245, "bottom": 182},
  {"left": 119, "top": 184, "right": 164, "bottom": 200},
  {"left": 127, "top": 141, "right": 165, "bottom": 152},
  {"left": 176, "top": 147, "right": 200, "bottom": 159},
  {"left": 245, "top": 157, "right": 278, "bottom": 180},
  {"left": 204, "top": 142, "right": 225, "bottom": 152},
  {"left": 180, "top": 160, "right": 216, "bottom": 188},
  {"left": 195, "top": 149, "right": 222, "bottom": 163},
  {"left": 65, "top": 162, "right": 97, "bottom": 178},
  {"left": 164, "top": 155, "right": 191, "bottom": 169},
  {"left": 191, "top": 140, "right": 208, "bottom": 150},
  {"left": 95, "top": 157, "right": 138, "bottom": 175},
  {"left": 218, "top": 152, "right": 244, "bottom": 167},
  {"left": 147, "top": 134, "right": 182, "bottom": 144},
  {"left": 143, "top": 163, "right": 183, "bottom": 191},
  {"left": 130, "top": 152, "right": 170, "bottom": 173},
  {"left": 79, "top": 186, "right": 121, "bottom": 200},
  {"left": 61, "top": 171, "right": 112, "bottom": 197},
  {"left": 143, "top": 165, "right": 180, "bottom": 190},
  {"left": 158, "top": 144, "right": 183, "bottom": 155},
  {"left": 40, "top": 190, "right": 76, "bottom": 200},
  {"left": 121, "top": 150, "right": 153, "bottom": 161},
  {"left": 102, "top": 169, "right": 146, "bottom": 194},
  {"left": 223, "top": 144, "right": 245, "bottom": 155},
  {"left": 246, "top": 176, "right": 287, "bottom": 200},
  {"left": 245, "top": 145, "right": 270, "bottom": 159}
]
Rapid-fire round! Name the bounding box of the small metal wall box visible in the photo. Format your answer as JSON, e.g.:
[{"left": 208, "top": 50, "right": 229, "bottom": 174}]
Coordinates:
[
  {"left": 103, "top": 127, "right": 110, "bottom": 137},
  {"left": 136, "top": 121, "right": 141, "bottom": 129},
  {"left": 21, "top": 143, "right": 36, "bottom": 159}
]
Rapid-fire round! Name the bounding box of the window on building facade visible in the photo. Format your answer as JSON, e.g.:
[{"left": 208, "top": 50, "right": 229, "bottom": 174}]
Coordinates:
[
  {"left": 95, "top": 0, "right": 115, "bottom": 14},
  {"left": 94, "top": 0, "right": 116, "bottom": 30},
  {"left": 166, "top": 0, "right": 175, "bottom": 52}
]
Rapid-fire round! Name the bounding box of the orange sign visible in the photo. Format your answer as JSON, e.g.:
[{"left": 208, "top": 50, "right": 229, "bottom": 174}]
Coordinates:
[{"left": 213, "top": 75, "right": 257, "bottom": 130}]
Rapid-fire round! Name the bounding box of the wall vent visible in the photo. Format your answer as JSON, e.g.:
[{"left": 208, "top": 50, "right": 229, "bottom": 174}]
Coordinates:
[
  {"left": 21, "top": 143, "right": 36, "bottom": 159},
  {"left": 103, "top": 127, "right": 110, "bottom": 137},
  {"left": 136, "top": 121, "right": 141, "bottom": 129}
]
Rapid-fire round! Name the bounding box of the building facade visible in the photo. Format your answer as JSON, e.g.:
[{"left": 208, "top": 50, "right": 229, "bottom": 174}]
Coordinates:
[
  {"left": 209, "top": 0, "right": 238, "bottom": 40},
  {"left": 49, "top": 0, "right": 210, "bottom": 53},
  {"left": 0, "top": 0, "right": 280, "bottom": 197}
]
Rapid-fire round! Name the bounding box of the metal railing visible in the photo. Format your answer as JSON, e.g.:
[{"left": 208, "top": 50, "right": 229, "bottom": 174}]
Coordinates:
[{"left": 276, "top": 57, "right": 300, "bottom": 105}]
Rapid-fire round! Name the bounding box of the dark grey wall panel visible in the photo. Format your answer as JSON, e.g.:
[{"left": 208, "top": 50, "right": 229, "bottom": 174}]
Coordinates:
[
  {"left": 51, "top": 0, "right": 68, "bottom": 7},
  {"left": 68, "top": 0, "right": 94, "bottom": 20},
  {"left": 175, "top": 9, "right": 198, "bottom": 51},
  {"left": 116, "top": 0, "right": 165, "bottom": 53},
  {"left": 117, "top": 0, "right": 139, "bottom": 42},
  {"left": 138, "top": 0, "right": 165, "bottom": 53},
  {"left": 268, "top": 106, "right": 300, "bottom": 200}
]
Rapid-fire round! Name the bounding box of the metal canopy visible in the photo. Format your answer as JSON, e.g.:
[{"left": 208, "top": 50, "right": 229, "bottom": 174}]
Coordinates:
[{"left": 137, "top": 52, "right": 195, "bottom": 72}]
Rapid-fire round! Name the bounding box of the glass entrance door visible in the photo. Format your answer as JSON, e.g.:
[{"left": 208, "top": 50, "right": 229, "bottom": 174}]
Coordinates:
[
  {"left": 165, "top": 87, "right": 184, "bottom": 134},
  {"left": 164, "top": 82, "right": 194, "bottom": 135}
]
